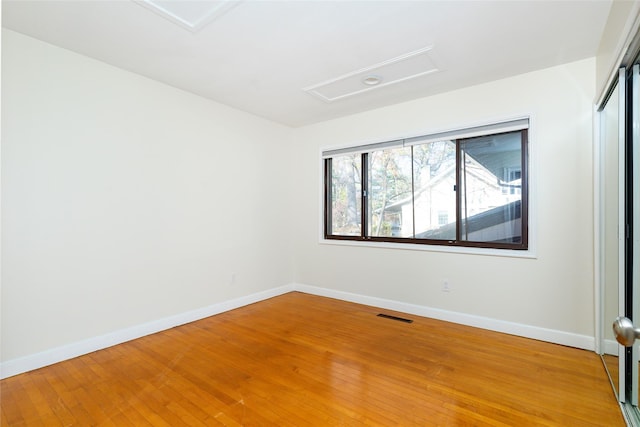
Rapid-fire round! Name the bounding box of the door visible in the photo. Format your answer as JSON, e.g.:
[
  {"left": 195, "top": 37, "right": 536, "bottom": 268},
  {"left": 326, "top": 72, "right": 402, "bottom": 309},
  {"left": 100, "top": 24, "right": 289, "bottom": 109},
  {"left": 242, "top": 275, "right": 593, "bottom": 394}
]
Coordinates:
[
  {"left": 602, "top": 63, "right": 640, "bottom": 424},
  {"left": 630, "top": 63, "right": 640, "bottom": 410},
  {"left": 629, "top": 63, "right": 640, "bottom": 410},
  {"left": 600, "top": 67, "right": 624, "bottom": 403}
]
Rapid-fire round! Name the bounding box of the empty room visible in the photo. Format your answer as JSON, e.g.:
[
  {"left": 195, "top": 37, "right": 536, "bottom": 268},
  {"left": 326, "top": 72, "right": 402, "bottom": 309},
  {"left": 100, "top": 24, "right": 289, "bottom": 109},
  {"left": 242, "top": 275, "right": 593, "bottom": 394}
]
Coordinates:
[{"left": 2, "top": 0, "right": 640, "bottom": 425}]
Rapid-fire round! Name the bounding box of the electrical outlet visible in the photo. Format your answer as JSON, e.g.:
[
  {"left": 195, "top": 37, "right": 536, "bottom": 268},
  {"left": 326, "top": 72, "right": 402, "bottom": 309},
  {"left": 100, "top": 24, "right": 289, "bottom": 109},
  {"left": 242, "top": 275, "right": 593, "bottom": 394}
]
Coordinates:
[
  {"left": 442, "top": 280, "right": 451, "bottom": 292},
  {"left": 230, "top": 273, "right": 236, "bottom": 285}
]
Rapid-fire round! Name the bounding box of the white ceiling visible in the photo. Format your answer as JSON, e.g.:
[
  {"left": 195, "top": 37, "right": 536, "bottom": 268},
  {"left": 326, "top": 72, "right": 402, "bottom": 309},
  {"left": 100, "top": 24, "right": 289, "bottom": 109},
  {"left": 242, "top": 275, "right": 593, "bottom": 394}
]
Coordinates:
[{"left": 2, "top": 0, "right": 612, "bottom": 127}]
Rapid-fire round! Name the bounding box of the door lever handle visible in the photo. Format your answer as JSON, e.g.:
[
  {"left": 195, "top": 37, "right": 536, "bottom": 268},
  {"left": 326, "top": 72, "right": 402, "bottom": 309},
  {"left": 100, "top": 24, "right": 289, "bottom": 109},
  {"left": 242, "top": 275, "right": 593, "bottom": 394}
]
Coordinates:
[{"left": 613, "top": 316, "right": 640, "bottom": 347}]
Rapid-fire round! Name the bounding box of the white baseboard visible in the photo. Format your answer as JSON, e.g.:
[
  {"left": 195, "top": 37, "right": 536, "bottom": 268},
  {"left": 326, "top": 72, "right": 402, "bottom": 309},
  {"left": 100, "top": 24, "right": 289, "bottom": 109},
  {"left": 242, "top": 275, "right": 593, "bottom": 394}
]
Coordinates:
[
  {"left": 1, "top": 282, "right": 597, "bottom": 379},
  {"left": 0, "top": 285, "right": 293, "bottom": 379},
  {"left": 291, "top": 283, "right": 596, "bottom": 352}
]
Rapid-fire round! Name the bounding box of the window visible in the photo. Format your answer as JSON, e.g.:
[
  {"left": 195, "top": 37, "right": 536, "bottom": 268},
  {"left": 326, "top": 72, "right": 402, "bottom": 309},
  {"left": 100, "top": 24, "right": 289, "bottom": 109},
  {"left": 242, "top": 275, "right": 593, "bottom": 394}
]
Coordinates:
[
  {"left": 323, "top": 119, "right": 529, "bottom": 250},
  {"left": 328, "top": 153, "right": 362, "bottom": 236}
]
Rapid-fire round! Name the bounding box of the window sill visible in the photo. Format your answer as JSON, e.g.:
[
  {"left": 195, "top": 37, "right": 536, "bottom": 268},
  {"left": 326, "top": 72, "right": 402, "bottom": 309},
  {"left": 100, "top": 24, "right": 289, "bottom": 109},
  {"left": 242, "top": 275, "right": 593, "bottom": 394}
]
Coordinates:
[{"left": 319, "top": 238, "right": 537, "bottom": 259}]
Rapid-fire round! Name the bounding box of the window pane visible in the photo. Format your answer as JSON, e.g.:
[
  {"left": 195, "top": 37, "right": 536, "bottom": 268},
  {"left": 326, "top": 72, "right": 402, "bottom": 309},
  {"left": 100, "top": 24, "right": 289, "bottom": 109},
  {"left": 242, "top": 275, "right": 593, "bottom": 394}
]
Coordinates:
[
  {"left": 459, "top": 131, "right": 523, "bottom": 244},
  {"left": 412, "top": 140, "right": 457, "bottom": 240},
  {"left": 368, "top": 147, "right": 413, "bottom": 237},
  {"left": 328, "top": 154, "right": 362, "bottom": 236}
]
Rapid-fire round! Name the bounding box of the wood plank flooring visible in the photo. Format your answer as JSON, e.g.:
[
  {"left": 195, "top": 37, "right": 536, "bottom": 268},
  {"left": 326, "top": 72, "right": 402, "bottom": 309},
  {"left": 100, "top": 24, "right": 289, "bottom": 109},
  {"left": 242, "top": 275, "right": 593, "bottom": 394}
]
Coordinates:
[{"left": 1, "top": 292, "right": 624, "bottom": 426}]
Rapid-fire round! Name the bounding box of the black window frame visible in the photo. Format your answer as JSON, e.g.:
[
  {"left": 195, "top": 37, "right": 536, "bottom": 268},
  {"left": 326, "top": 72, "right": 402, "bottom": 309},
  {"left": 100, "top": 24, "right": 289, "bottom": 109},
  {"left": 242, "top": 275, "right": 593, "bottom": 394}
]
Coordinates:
[{"left": 323, "top": 126, "right": 529, "bottom": 251}]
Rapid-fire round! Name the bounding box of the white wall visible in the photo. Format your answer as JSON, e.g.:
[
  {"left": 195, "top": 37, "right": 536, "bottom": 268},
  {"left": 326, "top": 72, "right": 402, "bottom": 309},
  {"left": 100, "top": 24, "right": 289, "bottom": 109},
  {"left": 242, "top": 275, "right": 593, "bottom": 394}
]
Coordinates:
[
  {"left": 1, "top": 27, "right": 600, "bottom": 373},
  {"left": 1, "top": 29, "right": 294, "bottom": 363},
  {"left": 292, "top": 58, "right": 596, "bottom": 338}
]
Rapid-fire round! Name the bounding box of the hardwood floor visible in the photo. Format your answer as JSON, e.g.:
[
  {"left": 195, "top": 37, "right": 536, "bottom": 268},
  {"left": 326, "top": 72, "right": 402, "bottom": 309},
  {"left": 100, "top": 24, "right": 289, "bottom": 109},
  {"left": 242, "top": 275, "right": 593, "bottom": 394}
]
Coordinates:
[{"left": 1, "top": 292, "right": 624, "bottom": 426}]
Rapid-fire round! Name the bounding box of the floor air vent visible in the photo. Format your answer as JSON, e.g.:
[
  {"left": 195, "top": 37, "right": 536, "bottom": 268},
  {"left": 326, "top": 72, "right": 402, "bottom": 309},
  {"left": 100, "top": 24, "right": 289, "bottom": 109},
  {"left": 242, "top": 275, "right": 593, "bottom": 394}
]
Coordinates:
[{"left": 377, "top": 313, "right": 413, "bottom": 323}]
